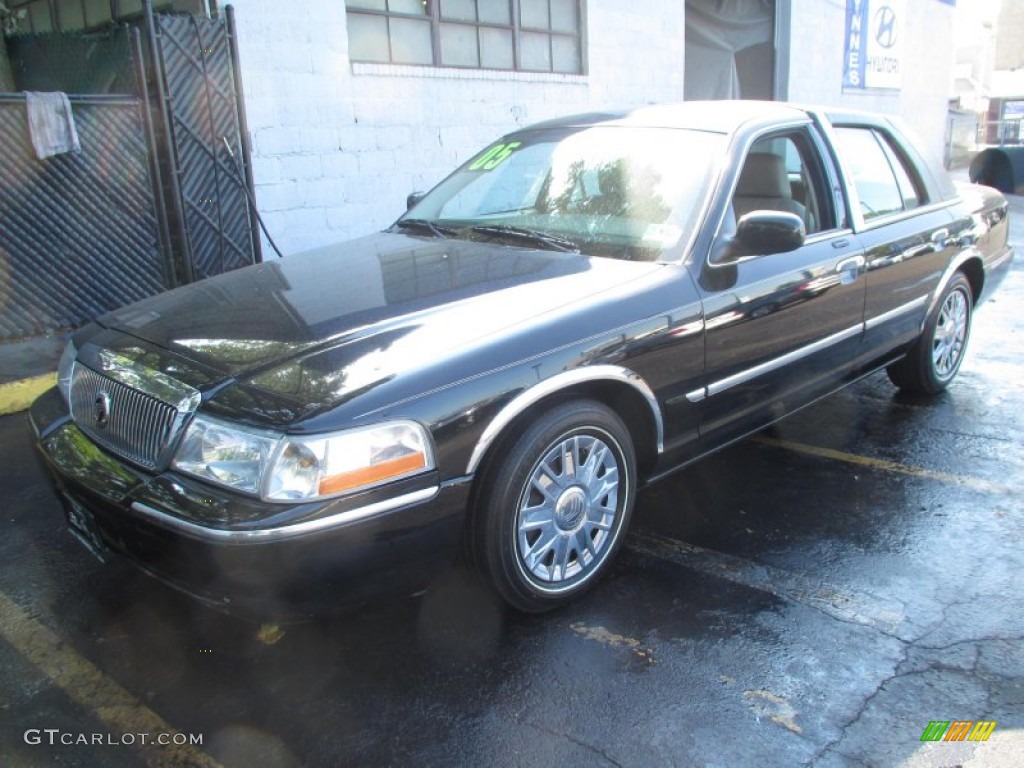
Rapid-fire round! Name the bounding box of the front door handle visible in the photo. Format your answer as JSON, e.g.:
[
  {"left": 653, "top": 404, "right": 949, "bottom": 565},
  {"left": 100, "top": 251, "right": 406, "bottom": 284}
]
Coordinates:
[
  {"left": 835, "top": 255, "right": 865, "bottom": 285},
  {"left": 835, "top": 255, "right": 866, "bottom": 273}
]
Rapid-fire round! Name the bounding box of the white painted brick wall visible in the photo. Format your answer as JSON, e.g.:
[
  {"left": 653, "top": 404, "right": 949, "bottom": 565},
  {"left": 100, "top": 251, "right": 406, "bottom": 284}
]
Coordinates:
[
  {"left": 228, "top": 0, "right": 953, "bottom": 257},
  {"left": 228, "top": 0, "right": 688, "bottom": 255}
]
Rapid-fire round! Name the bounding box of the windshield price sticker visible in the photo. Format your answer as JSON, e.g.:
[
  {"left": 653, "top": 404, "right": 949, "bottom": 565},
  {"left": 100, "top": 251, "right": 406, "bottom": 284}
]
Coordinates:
[
  {"left": 469, "top": 142, "right": 522, "bottom": 171},
  {"left": 642, "top": 223, "right": 683, "bottom": 247}
]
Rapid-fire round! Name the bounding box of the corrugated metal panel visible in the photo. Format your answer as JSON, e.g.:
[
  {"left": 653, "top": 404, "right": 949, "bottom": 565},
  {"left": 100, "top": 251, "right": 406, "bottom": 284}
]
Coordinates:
[{"left": 0, "top": 95, "right": 168, "bottom": 341}]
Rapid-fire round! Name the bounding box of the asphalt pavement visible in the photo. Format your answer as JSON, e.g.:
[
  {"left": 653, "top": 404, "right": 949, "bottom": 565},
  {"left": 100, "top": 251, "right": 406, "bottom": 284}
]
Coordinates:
[{"left": 1, "top": 197, "right": 1022, "bottom": 768}]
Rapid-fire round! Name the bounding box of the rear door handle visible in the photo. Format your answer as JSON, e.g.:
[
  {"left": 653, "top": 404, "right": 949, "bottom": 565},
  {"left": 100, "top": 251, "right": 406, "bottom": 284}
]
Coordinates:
[{"left": 931, "top": 228, "right": 950, "bottom": 247}]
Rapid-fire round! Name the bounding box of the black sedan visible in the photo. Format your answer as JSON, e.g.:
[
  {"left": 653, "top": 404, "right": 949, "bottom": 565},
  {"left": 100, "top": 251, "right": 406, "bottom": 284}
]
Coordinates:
[{"left": 31, "top": 101, "right": 1012, "bottom": 616}]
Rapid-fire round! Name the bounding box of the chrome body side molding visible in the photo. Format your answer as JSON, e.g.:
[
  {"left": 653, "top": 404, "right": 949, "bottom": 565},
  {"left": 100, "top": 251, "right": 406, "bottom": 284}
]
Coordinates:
[
  {"left": 706, "top": 324, "right": 864, "bottom": 397},
  {"left": 864, "top": 295, "right": 930, "bottom": 331}
]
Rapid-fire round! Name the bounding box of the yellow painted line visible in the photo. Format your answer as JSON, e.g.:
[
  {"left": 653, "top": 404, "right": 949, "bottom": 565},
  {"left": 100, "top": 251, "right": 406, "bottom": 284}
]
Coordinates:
[
  {"left": 0, "top": 373, "right": 55, "bottom": 416},
  {"left": 628, "top": 531, "right": 909, "bottom": 637},
  {"left": 753, "top": 436, "right": 1012, "bottom": 495},
  {"left": 0, "top": 591, "right": 222, "bottom": 768}
]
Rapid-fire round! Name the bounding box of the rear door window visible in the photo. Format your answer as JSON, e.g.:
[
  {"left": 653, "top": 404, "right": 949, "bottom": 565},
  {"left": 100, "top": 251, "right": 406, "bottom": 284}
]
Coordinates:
[{"left": 834, "top": 127, "right": 927, "bottom": 220}]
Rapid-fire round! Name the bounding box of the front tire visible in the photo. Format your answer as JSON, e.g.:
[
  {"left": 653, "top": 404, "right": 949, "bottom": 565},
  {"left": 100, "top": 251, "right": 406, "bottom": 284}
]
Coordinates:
[
  {"left": 887, "top": 272, "right": 973, "bottom": 395},
  {"left": 470, "top": 400, "right": 637, "bottom": 612}
]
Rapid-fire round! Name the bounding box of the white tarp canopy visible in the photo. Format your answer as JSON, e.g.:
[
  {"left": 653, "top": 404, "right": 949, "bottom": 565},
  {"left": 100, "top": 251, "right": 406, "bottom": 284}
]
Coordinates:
[{"left": 685, "top": 0, "right": 775, "bottom": 100}]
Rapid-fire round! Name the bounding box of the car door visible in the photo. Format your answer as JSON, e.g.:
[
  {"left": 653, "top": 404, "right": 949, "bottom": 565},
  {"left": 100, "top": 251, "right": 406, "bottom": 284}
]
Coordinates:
[
  {"left": 829, "top": 124, "right": 958, "bottom": 355},
  {"left": 690, "top": 125, "right": 867, "bottom": 445}
]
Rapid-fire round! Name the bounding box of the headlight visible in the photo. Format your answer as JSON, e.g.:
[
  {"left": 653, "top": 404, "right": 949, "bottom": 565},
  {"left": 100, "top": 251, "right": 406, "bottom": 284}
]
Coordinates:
[
  {"left": 264, "top": 421, "right": 434, "bottom": 501},
  {"left": 57, "top": 338, "right": 76, "bottom": 405},
  {"left": 172, "top": 416, "right": 278, "bottom": 495},
  {"left": 172, "top": 417, "right": 434, "bottom": 501}
]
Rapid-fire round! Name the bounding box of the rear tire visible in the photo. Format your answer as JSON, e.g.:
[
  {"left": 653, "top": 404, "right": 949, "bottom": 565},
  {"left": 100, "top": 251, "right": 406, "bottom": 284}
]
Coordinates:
[
  {"left": 887, "top": 273, "right": 973, "bottom": 395},
  {"left": 469, "top": 400, "right": 636, "bottom": 613}
]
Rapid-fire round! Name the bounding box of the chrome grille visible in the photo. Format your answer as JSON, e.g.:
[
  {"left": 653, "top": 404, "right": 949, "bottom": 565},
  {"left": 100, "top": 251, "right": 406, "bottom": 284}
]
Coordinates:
[{"left": 70, "top": 365, "right": 181, "bottom": 470}]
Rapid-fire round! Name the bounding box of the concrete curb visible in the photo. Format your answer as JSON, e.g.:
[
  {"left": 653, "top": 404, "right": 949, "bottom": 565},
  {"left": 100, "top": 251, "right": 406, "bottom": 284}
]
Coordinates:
[{"left": 0, "top": 374, "right": 55, "bottom": 417}]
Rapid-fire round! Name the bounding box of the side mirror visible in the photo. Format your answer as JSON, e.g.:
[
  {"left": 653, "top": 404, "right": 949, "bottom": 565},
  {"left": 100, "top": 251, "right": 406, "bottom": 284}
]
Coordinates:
[
  {"left": 406, "top": 191, "right": 425, "bottom": 211},
  {"left": 734, "top": 210, "right": 805, "bottom": 256}
]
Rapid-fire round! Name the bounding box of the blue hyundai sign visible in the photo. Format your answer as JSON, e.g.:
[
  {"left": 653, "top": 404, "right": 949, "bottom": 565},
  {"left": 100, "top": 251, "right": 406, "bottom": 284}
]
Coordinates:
[
  {"left": 843, "top": 0, "right": 868, "bottom": 89},
  {"left": 843, "top": 0, "right": 906, "bottom": 91}
]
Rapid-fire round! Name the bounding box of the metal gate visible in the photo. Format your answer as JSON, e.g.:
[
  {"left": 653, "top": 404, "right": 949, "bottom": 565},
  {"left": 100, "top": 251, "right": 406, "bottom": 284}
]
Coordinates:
[{"left": 147, "top": 5, "right": 260, "bottom": 282}]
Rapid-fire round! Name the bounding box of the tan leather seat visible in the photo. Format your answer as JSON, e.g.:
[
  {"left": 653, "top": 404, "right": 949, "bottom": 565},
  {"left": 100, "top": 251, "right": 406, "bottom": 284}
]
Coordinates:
[{"left": 734, "top": 152, "right": 808, "bottom": 226}]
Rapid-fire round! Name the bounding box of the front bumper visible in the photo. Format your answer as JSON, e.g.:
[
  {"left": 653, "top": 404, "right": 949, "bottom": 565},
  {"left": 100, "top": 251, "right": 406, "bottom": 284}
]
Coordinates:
[{"left": 30, "top": 387, "right": 470, "bottom": 618}]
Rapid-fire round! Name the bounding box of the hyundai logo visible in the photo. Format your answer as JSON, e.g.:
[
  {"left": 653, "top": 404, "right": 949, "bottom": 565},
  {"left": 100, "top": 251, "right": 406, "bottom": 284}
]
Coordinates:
[
  {"left": 874, "top": 5, "right": 897, "bottom": 49},
  {"left": 94, "top": 391, "right": 112, "bottom": 428}
]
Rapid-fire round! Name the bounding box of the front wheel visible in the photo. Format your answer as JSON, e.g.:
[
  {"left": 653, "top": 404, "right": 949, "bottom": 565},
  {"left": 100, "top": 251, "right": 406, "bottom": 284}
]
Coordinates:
[
  {"left": 887, "top": 272, "right": 973, "bottom": 395},
  {"left": 470, "top": 400, "right": 637, "bottom": 612}
]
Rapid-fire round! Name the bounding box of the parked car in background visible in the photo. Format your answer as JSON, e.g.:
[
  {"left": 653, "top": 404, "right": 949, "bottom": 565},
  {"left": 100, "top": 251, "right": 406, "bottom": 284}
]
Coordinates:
[{"left": 31, "top": 101, "right": 1012, "bottom": 616}]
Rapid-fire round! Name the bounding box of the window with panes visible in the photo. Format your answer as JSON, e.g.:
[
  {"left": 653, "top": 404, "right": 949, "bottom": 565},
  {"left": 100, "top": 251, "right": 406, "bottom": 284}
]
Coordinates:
[{"left": 346, "top": 0, "right": 585, "bottom": 74}]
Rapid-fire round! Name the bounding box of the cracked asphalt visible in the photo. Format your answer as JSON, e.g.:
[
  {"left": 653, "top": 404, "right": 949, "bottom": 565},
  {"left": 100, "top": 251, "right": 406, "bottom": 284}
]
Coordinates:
[{"left": 1, "top": 197, "right": 1021, "bottom": 767}]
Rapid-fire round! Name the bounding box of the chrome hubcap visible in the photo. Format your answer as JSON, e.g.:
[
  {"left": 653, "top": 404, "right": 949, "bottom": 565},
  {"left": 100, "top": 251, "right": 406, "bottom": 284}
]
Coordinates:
[
  {"left": 932, "top": 289, "right": 969, "bottom": 379},
  {"left": 516, "top": 434, "right": 620, "bottom": 587},
  {"left": 554, "top": 486, "right": 588, "bottom": 530}
]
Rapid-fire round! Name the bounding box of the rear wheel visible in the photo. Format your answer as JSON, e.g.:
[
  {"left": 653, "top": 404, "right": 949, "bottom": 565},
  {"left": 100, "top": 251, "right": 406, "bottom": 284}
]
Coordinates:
[
  {"left": 470, "top": 400, "right": 636, "bottom": 612},
  {"left": 887, "top": 273, "right": 973, "bottom": 395}
]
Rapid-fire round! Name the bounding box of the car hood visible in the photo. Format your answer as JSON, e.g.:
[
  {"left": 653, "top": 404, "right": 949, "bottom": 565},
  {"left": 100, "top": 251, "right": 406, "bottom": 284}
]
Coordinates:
[{"left": 98, "top": 233, "right": 663, "bottom": 416}]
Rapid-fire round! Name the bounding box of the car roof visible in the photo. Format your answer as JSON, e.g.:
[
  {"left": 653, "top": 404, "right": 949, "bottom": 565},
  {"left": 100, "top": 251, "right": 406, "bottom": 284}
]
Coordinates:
[{"left": 520, "top": 100, "right": 813, "bottom": 134}]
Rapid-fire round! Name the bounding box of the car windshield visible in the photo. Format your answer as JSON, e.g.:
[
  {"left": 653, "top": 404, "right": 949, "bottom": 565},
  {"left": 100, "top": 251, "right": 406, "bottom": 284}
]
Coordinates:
[{"left": 397, "top": 125, "right": 726, "bottom": 261}]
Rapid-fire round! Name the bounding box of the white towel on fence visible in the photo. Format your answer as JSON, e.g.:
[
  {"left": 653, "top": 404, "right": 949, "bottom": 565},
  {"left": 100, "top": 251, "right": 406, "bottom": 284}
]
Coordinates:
[{"left": 25, "top": 91, "right": 81, "bottom": 160}]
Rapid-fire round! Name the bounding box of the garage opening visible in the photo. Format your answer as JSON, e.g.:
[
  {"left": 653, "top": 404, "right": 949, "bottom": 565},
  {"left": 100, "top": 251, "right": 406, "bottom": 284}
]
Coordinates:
[{"left": 684, "top": 0, "right": 781, "bottom": 101}]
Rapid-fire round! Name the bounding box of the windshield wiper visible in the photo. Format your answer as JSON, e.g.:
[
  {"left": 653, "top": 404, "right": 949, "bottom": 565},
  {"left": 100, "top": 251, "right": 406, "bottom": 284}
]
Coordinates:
[
  {"left": 467, "top": 224, "right": 580, "bottom": 253},
  {"left": 393, "top": 218, "right": 459, "bottom": 238}
]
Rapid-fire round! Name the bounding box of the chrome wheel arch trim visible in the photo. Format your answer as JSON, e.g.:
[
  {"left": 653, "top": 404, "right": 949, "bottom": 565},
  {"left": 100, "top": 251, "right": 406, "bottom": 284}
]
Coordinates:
[
  {"left": 465, "top": 365, "right": 664, "bottom": 476},
  {"left": 925, "top": 250, "right": 984, "bottom": 329}
]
